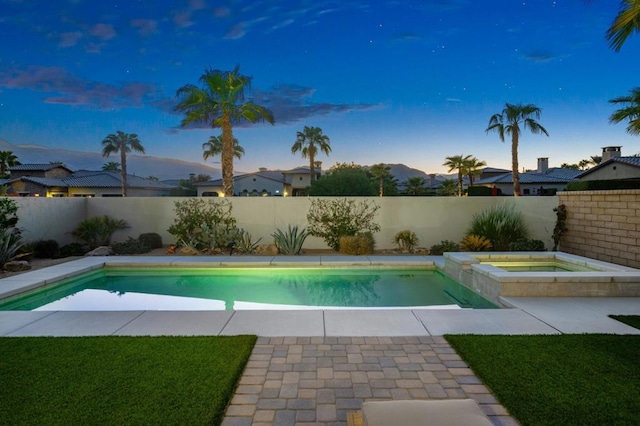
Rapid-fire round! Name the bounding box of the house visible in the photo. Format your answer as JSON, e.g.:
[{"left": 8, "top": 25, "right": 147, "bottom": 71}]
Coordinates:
[
  {"left": 196, "top": 165, "right": 322, "bottom": 197},
  {"left": 474, "top": 158, "right": 581, "bottom": 195},
  {"left": 2, "top": 164, "right": 175, "bottom": 197},
  {"left": 576, "top": 146, "right": 640, "bottom": 183}
]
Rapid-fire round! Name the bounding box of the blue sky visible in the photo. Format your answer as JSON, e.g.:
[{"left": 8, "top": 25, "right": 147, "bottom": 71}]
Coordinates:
[{"left": 0, "top": 0, "right": 638, "bottom": 175}]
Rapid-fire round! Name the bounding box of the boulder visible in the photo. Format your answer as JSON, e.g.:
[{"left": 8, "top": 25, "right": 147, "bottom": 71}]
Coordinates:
[
  {"left": 3, "top": 260, "right": 31, "bottom": 272},
  {"left": 256, "top": 244, "right": 279, "bottom": 255},
  {"left": 85, "top": 246, "right": 113, "bottom": 256}
]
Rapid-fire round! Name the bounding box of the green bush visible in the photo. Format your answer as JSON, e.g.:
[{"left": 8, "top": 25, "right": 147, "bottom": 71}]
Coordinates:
[
  {"left": 112, "top": 237, "right": 152, "bottom": 255},
  {"left": 272, "top": 225, "right": 308, "bottom": 255},
  {"left": 430, "top": 240, "right": 460, "bottom": 255},
  {"left": 566, "top": 179, "right": 640, "bottom": 191},
  {"left": 307, "top": 198, "right": 380, "bottom": 251},
  {"left": 467, "top": 204, "right": 529, "bottom": 251},
  {"left": 509, "top": 239, "right": 546, "bottom": 251},
  {"left": 467, "top": 186, "right": 502, "bottom": 196},
  {"left": 0, "top": 198, "right": 19, "bottom": 231},
  {"left": 72, "top": 215, "right": 129, "bottom": 249},
  {"left": 138, "top": 233, "right": 163, "bottom": 249},
  {"left": 339, "top": 233, "right": 375, "bottom": 255},
  {"left": 58, "top": 242, "right": 87, "bottom": 258},
  {"left": 33, "top": 239, "right": 59, "bottom": 258},
  {"left": 168, "top": 199, "right": 239, "bottom": 251}
]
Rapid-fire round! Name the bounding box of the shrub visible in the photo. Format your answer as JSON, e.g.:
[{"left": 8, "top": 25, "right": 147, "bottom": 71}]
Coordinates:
[
  {"left": 72, "top": 215, "right": 129, "bottom": 249},
  {"left": 460, "top": 234, "right": 493, "bottom": 252},
  {"left": 168, "top": 199, "right": 239, "bottom": 251},
  {"left": 0, "top": 198, "right": 18, "bottom": 231},
  {"left": 272, "top": 225, "right": 308, "bottom": 255},
  {"left": 33, "top": 239, "right": 59, "bottom": 258},
  {"left": 58, "top": 242, "right": 87, "bottom": 257},
  {"left": 510, "top": 239, "right": 546, "bottom": 251},
  {"left": 467, "top": 204, "right": 529, "bottom": 251},
  {"left": 430, "top": 240, "right": 460, "bottom": 255},
  {"left": 339, "top": 233, "right": 375, "bottom": 255},
  {"left": 393, "top": 230, "right": 419, "bottom": 253},
  {"left": 112, "top": 237, "right": 152, "bottom": 255},
  {"left": 234, "top": 229, "right": 262, "bottom": 254},
  {"left": 0, "top": 228, "right": 23, "bottom": 267},
  {"left": 138, "top": 233, "right": 163, "bottom": 249},
  {"left": 307, "top": 198, "right": 380, "bottom": 251}
]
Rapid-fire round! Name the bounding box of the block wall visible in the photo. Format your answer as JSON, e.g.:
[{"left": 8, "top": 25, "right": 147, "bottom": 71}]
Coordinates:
[{"left": 558, "top": 190, "right": 640, "bottom": 268}]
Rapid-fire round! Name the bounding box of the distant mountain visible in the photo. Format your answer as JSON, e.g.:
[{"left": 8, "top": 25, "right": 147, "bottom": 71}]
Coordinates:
[
  {"left": 364, "top": 163, "right": 451, "bottom": 185},
  {"left": 0, "top": 139, "right": 221, "bottom": 181}
]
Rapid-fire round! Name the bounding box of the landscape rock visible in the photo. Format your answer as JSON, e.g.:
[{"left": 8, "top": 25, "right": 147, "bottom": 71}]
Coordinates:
[
  {"left": 256, "top": 244, "right": 279, "bottom": 255},
  {"left": 3, "top": 260, "right": 32, "bottom": 272},
  {"left": 85, "top": 246, "right": 113, "bottom": 256}
]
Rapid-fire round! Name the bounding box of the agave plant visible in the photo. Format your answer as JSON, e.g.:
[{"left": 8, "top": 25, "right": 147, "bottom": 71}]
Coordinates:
[
  {"left": 460, "top": 234, "right": 493, "bottom": 252},
  {"left": 0, "top": 228, "right": 23, "bottom": 267},
  {"left": 272, "top": 225, "right": 308, "bottom": 255},
  {"left": 234, "top": 229, "right": 262, "bottom": 254}
]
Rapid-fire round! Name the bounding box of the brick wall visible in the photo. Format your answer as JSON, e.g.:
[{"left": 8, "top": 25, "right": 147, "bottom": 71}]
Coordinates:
[{"left": 558, "top": 190, "right": 640, "bottom": 268}]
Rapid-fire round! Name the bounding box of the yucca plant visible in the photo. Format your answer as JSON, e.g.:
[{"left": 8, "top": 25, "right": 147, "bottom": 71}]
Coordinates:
[
  {"left": 393, "top": 230, "right": 419, "bottom": 253},
  {"left": 71, "top": 215, "right": 129, "bottom": 249},
  {"left": 467, "top": 204, "right": 529, "bottom": 251},
  {"left": 234, "top": 229, "right": 262, "bottom": 254},
  {"left": 272, "top": 225, "right": 308, "bottom": 255},
  {"left": 460, "top": 234, "right": 493, "bottom": 252},
  {"left": 0, "top": 228, "right": 23, "bottom": 268}
]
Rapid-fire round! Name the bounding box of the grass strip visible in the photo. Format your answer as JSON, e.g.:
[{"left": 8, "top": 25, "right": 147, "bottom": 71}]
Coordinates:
[
  {"left": 445, "top": 334, "right": 640, "bottom": 426},
  {"left": 610, "top": 315, "right": 640, "bottom": 330},
  {"left": 0, "top": 335, "right": 256, "bottom": 426}
]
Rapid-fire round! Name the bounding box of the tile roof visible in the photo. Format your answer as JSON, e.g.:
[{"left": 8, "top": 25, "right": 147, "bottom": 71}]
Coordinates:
[
  {"left": 9, "top": 163, "right": 72, "bottom": 172},
  {"left": 577, "top": 156, "right": 640, "bottom": 178},
  {"left": 8, "top": 169, "right": 175, "bottom": 189},
  {"left": 475, "top": 168, "right": 581, "bottom": 185},
  {"left": 197, "top": 170, "right": 286, "bottom": 186}
]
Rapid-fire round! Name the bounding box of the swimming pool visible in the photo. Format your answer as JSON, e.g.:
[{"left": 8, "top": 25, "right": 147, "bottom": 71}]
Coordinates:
[{"left": 0, "top": 267, "right": 496, "bottom": 310}]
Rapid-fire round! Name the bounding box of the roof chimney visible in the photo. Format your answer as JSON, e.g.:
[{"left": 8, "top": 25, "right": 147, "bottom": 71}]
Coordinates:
[
  {"left": 314, "top": 161, "right": 322, "bottom": 170},
  {"left": 537, "top": 157, "right": 549, "bottom": 173},
  {"left": 259, "top": 167, "right": 267, "bottom": 172},
  {"left": 602, "top": 146, "right": 622, "bottom": 162}
]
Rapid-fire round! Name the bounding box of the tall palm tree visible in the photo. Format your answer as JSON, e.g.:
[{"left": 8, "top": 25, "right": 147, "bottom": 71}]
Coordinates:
[
  {"left": 462, "top": 156, "right": 487, "bottom": 187},
  {"left": 404, "top": 176, "right": 425, "bottom": 196},
  {"left": 605, "top": 0, "right": 640, "bottom": 51},
  {"left": 202, "top": 135, "right": 244, "bottom": 162},
  {"left": 486, "top": 103, "right": 549, "bottom": 196},
  {"left": 589, "top": 155, "right": 603, "bottom": 166},
  {"left": 291, "top": 126, "right": 331, "bottom": 181},
  {"left": 175, "top": 66, "right": 275, "bottom": 196},
  {"left": 609, "top": 87, "right": 640, "bottom": 136},
  {"left": 443, "top": 154, "right": 472, "bottom": 196},
  {"left": 368, "top": 163, "right": 392, "bottom": 197},
  {"left": 438, "top": 179, "right": 457, "bottom": 196},
  {"left": 100, "top": 131, "right": 145, "bottom": 197},
  {"left": 102, "top": 161, "right": 121, "bottom": 172},
  {"left": 0, "top": 151, "right": 20, "bottom": 178}
]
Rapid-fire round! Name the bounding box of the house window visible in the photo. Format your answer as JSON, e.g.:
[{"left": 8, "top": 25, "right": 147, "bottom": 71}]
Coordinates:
[
  {"left": 523, "top": 189, "right": 530, "bottom": 195},
  {"left": 73, "top": 194, "right": 95, "bottom": 197},
  {"left": 202, "top": 192, "right": 219, "bottom": 197},
  {"left": 299, "top": 177, "right": 303, "bottom": 181}
]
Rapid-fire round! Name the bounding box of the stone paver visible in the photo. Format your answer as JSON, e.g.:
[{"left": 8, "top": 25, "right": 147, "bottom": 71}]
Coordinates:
[{"left": 222, "top": 336, "right": 518, "bottom": 426}]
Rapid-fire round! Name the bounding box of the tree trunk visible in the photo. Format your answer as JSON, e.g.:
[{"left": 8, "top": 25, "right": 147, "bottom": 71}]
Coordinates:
[
  {"left": 221, "top": 114, "right": 234, "bottom": 197},
  {"left": 512, "top": 132, "right": 520, "bottom": 196},
  {"left": 120, "top": 151, "right": 127, "bottom": 197},
  {"left": 309, "top": 154, "right": 315, "bottom": 182}
]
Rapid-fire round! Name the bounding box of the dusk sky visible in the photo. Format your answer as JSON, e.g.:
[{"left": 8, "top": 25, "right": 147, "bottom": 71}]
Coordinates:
[{"left": 1, "top": 0, "right": 638, "bottom": 175}]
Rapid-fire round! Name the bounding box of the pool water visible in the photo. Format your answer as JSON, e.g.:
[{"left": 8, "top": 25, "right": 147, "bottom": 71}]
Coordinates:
[{"left": 0, "top": 267, "right": 496, "bottom": 310}]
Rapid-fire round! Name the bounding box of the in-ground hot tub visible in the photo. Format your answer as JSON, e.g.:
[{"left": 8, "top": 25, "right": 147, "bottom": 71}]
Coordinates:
[{"left": 443, "top": 252, "right": 640, "bottom": 305}]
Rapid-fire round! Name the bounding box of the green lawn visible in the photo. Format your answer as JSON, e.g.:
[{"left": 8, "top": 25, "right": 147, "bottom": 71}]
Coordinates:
[
  {"left": 0, "top": 335, "right": 256, "bottom": 426},
  {"left": 445, "top": 334, "right": 640, "bottom": 426},
  {"left": 610, "top": 315, "right": 640, "bottom": 330}
]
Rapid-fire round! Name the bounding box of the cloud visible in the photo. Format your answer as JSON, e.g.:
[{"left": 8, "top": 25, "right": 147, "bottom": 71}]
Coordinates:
[
  {"left": 58, "top": 31, "right": 82, "bottom": 47},
  {"left": 522, "top": 50, "right": 557, "bottom": 63},
  {"left": 167, "top": 83, "right": 378, "bottom": 130},
  {"left": 131, "top": 19, "right": 158, "bottom": 36},
  {"left": 224, "top": 22, "right": 248, "bottom": 39},
  {"left": 90, "top": 23, "right": 116, "bottom": 40},
  {"left": 0, "top": 66, "right": 161, "bottom": 109}
]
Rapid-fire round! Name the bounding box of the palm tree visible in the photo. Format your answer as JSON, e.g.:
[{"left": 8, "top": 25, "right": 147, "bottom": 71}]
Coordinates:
[
  {"left": 462, "top": 156, "right": 487, "bottom": 187},
  {"left": 291, "top": 126, "right": 331, "bottom": 181},
  {"left": 609, "top": 87, "right": 640, "bottom": 136},
  {"left": 0, "top": 151, "right": 20, "bottom": 178},
  {"left": 605, "top": 0, "right": 640, "bottom": 51},
  {"left": 175, "top": 66, "right": 275, "bottom": 196},
  {"left": 438, "top": 179, "right": 457, "bottom": 196},
  {"left": 486, "top": 103, "right": 549, "bottom": 196},
  {"left": 202, "top": 135, "right": 244, "bottom": 162},
  {"left": 404, "top": 176, "right": 426, "bottom": 196},
  {"left": 100, "top": 131, "right": 145, "bottom": 197},
  {"left": 102, "top": 161, "right": 121, "bottom": 172},
  {"left": 443, "top": 154, "right": 472, "bottom": 196},
  {"left": 368, "top": 163, "right": 392, "bottom": 197},
  {"left": 589, "top": 155, "right": 603, "bottom": 166}
]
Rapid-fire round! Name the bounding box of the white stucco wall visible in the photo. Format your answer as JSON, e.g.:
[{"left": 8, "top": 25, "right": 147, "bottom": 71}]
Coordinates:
[{"left": 12, "top": 196, "right": 559, "bottom": 250}]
